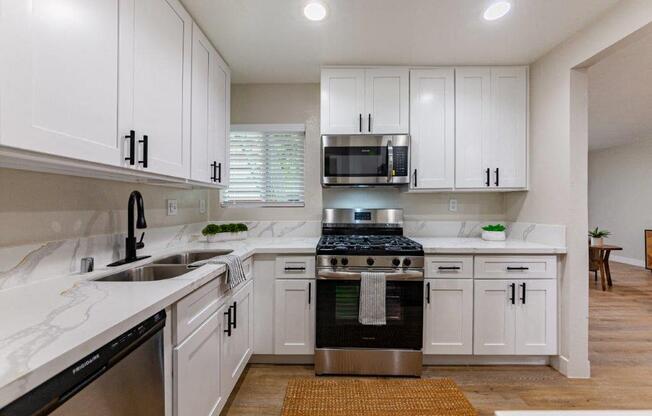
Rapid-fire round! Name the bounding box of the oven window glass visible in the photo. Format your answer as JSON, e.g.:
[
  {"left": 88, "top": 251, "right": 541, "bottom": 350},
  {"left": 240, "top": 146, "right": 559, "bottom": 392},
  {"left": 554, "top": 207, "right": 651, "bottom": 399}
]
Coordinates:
[
  {"left": 317, "top": 280, "right": 423, "bottom": 350},
  {"left": 324, "top": 147, "right": 388, "bottom": 177}
]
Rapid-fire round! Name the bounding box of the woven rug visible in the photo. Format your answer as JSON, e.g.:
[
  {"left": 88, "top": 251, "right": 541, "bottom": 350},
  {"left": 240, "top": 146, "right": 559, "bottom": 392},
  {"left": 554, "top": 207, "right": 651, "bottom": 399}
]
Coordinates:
[{"left": 281, "top": 377, "right": 477, "bottom": 416}]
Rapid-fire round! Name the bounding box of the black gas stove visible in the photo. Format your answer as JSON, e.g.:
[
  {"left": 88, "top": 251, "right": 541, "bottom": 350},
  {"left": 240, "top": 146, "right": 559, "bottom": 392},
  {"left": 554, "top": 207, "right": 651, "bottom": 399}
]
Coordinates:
[{"left": 317, "top": 234, "right": 424, "bottom": 256}]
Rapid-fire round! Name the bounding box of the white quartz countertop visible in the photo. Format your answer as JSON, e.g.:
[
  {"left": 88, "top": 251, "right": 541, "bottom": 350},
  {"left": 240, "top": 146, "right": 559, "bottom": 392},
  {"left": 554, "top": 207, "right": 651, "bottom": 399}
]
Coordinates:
[{"left": 0, "top": 236, "right": 564, "bottom": 407}]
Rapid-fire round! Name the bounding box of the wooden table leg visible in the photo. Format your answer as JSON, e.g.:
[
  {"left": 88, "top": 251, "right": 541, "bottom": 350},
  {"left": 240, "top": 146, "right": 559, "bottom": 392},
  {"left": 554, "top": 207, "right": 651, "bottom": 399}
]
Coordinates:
[
  {"left": 599, "top": 252, "right": 607, "bottom": 291},
  {"left": 604, "top": 250, "right": 613, "bottom": 287}
]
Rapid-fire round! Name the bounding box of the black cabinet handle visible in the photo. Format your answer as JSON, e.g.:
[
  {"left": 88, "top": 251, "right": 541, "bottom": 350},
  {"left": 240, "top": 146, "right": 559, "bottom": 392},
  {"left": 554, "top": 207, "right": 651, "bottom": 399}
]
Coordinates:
[
  {"left": 509, "top": 283, "right": 516, "bottom": 305},
  {"left": 520, "top": 282, "right": 526, "bottom": 304},
  {"left": 125, "top": 130, "right": 135, "bottom": 165},
  {"left": 139, "top": 134, "right": 148, "bottom": 168},
  {"left": 485, "top": 168, "right": 490, "bottom": 187},
  {"left": 426, "top": 282, "right": 430, "bottom": 304},
  {"left": 494, "top": 168, "right": 499, "bottom": 187},
  {"left": 284, "top": 267, "right": 306, "bottom": 272},
  {"left": 308, "top": 282, "right": 312, "bottom": 305},
  {"left": 224, "top": 307, "right": 232, "bottom": 336},
  {"left": 368, "top": 114, "right": 371, "bottom": 132},
  {"left": 507, "top": 266, "right": 530, "bottom": 271},
  {"left": 210, "top": 161, "right": 217, "bottom": 182},
  {"left": 359, "top": 114, "right": 362, "bottom": 132},
  {"left": 232, "top": 301, "right": 237, "bottom": 329},
  {"left": 413, "top": 169, "right": 418, "bottom": 187},
  {"left": 438, "top": 266, "right": 461, "bottom": 270},
  {"left": 217, "top": 162, "right": 222, "bottom": 183}
]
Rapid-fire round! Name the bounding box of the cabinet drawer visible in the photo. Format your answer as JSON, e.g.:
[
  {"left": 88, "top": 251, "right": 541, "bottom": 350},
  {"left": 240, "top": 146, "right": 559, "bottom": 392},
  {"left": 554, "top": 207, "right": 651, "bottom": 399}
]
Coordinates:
[
  {"left": 243, "top": 256, "right": 253, "bottom": 279},
  {"left": 425, "top": 256, "right": 473, "bottom": 279},
  {"left": 274, "top": 256, "right": 315, "bottom": 279},
  {"left": 474, "top": 256, "right": 557, "bottom": 279},
  {"left": 174, "top": 275, "right": 227, "bottom": 344}
]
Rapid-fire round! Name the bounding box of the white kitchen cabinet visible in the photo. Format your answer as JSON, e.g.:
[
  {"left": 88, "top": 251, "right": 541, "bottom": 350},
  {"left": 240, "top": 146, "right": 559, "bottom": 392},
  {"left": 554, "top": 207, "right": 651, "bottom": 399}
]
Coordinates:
[
  {"left": 409, "top": 69, "right": 455, "bottom": 189},
  {"left": 424, "top": 279, "right": 473, "bottom": 355},
  {"left": 320, "top": 69, "right": 365, "bottom": 134},
  {"left": 221, "top": 281, "right": 253, "bottom": 396},
  {"left": 474, "top": 279, "right": 517, "bottom": 355},
  {"left": 455, "top": 67, "right": 527, "bottom": 189},
  {"left": 174, "top": 307, "right": 224, "bottom": 416},
  {"left": 119, "top": 0, "right": 192, "bottom": 178},
  {"left": 514, "top": 279, "right": 557, "bottom": 355},
  {"left": 365, "top": 69, "right": 409, "bottom": 134},
  {"left": 274, "top": 279, "right": 315, "bottom": 355},
  {"left": 0, "top": 0, "right": 123, "bottom": 166},
  {"left": 190, "top": 23, "right": 230, "bottom": 185}
]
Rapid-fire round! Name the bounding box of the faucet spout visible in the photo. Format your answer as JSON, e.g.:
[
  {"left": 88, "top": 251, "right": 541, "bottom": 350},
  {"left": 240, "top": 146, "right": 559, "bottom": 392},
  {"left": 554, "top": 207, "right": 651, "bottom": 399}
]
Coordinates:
[{"left": 108, "top": 190, "right": 150, "bottom": 267}]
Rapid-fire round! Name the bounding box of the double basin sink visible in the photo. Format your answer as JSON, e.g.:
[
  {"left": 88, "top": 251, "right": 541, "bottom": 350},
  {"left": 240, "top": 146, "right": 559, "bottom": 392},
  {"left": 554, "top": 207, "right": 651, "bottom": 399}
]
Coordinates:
[{"left": 95, "top": 250, "right": 233, "bottom": 282}]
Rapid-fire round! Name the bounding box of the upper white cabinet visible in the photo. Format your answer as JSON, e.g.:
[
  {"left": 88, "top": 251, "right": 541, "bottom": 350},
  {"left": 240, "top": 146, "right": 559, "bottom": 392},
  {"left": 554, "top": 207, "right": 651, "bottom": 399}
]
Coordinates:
[
  {"left": 0, "top": 0, "right": 123, "bottom": 166},
  {"left": 190, "top": 23, "right": 230, "bottom": 185},
  {"left": 321, "top": 68, "right": 408, "bottom": 135},
  {"left": 455, "top": 67, "right": 527, "bottom": 189},
  {"left": 409, "top": 69, "right": 455, "bottom": 190}
]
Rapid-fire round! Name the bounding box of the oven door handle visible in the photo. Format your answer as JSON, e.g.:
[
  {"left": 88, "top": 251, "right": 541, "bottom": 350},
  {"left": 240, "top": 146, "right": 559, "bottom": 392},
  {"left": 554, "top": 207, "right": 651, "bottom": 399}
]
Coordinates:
[
  {"left": 386, "top": 139, "right": 394, "bottom": 183},
  {"left": 316, "top": 269, "right": 423, "bottom": 281}
]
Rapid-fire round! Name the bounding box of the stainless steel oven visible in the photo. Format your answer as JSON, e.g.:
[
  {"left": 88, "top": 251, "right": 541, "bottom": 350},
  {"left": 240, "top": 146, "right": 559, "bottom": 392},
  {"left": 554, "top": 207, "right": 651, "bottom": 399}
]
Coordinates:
[{"left": 321, "top": 135, "right": 410, "bottom": 186}]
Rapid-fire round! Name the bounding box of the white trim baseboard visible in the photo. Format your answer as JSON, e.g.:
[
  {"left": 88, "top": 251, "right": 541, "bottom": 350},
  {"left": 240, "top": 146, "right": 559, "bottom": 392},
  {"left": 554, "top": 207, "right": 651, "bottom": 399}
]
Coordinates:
[{"left": 611, "top": 255, "right": 645, "bottom": 268}]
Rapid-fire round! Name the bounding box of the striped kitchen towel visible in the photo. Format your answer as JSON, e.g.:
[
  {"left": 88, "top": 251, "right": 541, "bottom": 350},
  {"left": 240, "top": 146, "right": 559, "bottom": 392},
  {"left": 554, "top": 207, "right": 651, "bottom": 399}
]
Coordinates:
[
  {"left": 359, "top": 271, "right": 386, "bottom": 325},
  {"left": 198, "top": 254, "right": 247, "bottom": 289}
]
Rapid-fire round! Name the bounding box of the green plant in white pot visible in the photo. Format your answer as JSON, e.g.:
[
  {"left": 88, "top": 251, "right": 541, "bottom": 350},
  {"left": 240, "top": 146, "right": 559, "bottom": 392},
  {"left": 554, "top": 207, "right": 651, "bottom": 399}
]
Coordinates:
[
  {"left": 202, "top": 223, "right": 248, "bottom": 243},
  {"left": 481, "top": 224, "right": 506, "bottom": 241},
  {"left": 588, "top": 227, "right": 610, "bottom": 246}
]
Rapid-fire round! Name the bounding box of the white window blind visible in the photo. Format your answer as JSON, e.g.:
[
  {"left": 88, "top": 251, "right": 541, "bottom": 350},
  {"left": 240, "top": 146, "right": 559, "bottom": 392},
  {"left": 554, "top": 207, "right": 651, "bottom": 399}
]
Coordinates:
[{"left": 222, "top": 125, "right": 305, "bottom": 207}]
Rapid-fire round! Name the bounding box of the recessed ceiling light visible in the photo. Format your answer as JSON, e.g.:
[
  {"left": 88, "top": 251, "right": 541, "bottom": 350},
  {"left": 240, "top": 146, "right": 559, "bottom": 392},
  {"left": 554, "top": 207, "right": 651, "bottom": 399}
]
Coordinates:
[
  {"left": 304, "top": 2, "right": 327, "bottom": 21},
  {"left": 483, "top": 1, "right": 511, "bottom": 21}
]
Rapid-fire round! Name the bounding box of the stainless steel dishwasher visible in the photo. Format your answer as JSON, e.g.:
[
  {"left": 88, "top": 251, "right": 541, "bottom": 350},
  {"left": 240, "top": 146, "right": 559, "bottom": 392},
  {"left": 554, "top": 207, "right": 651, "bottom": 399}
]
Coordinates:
[{"left": 1, "top": 311, "right": 166, "bottom": 416}]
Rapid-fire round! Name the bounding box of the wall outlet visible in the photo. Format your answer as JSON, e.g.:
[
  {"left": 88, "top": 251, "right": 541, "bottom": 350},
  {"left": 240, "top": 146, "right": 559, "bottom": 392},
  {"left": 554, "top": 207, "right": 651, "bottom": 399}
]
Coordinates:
[
  {"left": 448, "top": 198, "right": 458, "bottom": 212},
  {"left": 199, "top": 199, "right": 206, "bottom": 214},
  {"left": 167, "top": 199, "right": 178, "bottom": 216}
]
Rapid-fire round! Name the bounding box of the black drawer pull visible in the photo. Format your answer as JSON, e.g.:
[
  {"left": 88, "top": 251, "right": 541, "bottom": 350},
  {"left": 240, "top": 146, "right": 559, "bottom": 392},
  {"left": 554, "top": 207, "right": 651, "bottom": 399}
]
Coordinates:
[
  {"left": 284, "top": 267, "right": 306, "bottom": 272},
  {"left": 485, "top": 168, "right": 490, "bottom": 187},
  {"left": 494, "top": 167, "right": 500, "bottom": 187},
  {"left": 509, "top": 283, "right": 516, "bottom": 305},
  {"left": 520, "top": 282, "right": 527, "bottom": 304},
  {"left": 426, "top": 282, "right": 430, "bottom": 304},
  {"left": 507, "top": 266, "right": 530, "bottom": 271},
  {"left": 232, "top": 301, "right": 237, "bottom": 329},
  {"left": 308, "top": 282, "right": 312, "bottom": 305},
  {"left": 438, "top": 266, "right": 461, "bottom": 270}
]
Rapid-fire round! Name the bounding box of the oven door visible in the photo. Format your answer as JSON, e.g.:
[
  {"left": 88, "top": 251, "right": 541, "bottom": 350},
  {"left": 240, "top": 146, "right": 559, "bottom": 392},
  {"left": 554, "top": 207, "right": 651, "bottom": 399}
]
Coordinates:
[
  {"left": 316, "top": 269, "right": 423, "bottom": 350},
  {"left": 321, "top": 135, "right": 410, "bottom": 185}
]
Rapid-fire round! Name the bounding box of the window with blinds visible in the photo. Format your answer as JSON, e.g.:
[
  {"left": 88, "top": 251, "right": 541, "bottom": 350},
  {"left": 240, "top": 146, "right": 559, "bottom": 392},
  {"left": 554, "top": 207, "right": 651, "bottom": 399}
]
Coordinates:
[{"left": 222, "top": 125, "right": 305, "bottom": 207}]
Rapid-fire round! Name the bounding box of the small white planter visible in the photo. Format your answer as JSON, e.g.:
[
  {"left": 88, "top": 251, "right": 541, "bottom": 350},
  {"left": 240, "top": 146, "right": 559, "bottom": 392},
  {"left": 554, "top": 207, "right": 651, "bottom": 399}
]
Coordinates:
[
  {"left": 482, "top": 230, "right": 506, "bottom": 241},
  {"left": 206, "top": 231, "right": 247, "bottom": 243},
  {"left": 590, "top": 236, "right": 604, "bottom": 246}
]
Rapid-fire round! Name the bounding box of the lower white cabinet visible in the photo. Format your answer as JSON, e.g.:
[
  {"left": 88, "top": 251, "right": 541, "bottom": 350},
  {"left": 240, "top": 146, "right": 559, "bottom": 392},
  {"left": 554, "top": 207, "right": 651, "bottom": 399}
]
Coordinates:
[
  {"left": 174, "top": 306, "right": 225, "bottom": 416},
  {"left": 474, "top": 279, "right": 557, "bottom": 355},
  {"left": 221, "top": 281, "right": 253, "bottom": 395},
  {"left": 423, "top": 279, "right": 473, "bottom": 355},
  {"left": 274, "top": 279, "right": 315, "bottom": 354}
]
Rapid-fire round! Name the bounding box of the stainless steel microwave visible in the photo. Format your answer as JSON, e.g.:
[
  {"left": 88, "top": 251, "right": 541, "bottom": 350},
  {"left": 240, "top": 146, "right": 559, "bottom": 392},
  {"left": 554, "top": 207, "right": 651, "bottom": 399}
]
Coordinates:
[{"left": 321, "top": 135, "right": 410, "bottom": 186}]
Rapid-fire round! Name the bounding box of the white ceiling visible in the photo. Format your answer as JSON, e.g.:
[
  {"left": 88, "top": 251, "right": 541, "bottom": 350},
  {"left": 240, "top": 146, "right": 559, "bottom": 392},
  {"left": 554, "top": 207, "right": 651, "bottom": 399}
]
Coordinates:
[
  {"left": 181, "top": 0, "right": 618, "bottom": 84},
  {"left": 588, "top": 31, "right": 652, "bottom": 151}
]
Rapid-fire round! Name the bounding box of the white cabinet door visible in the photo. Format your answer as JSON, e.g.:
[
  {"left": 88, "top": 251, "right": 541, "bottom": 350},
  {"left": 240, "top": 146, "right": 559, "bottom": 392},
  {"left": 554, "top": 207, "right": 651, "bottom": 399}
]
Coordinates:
[
  {"left": 424, "top": 279, "right": 473, "bottom": 355},
  {"left": 274, "top": 279, "right": 315, "bottom": 355},
  {"left": 490, "top": 67, "right": 527, "bottom": 188},
  {"left": 365, "top": 69, "right": 409, "bottom": 134},
  {"left": 320, "top": 69, "right": 365, "bottom": 134},
  {"left": 121, "top": 0, "right": 192, "bottom": 178},
  {"left": 515, "top": 280, "right": 557, "bottom": 355},
  {"left": 455, "top": 68, "right": 491, "bottom": 189},
  {"left": 174, "top": 308, "right": 224, "bottom": 416},
  {"left": 0, "top": 0, "right": 122, "bottom": 166},
  {"left": 409, "top": 69, "right": 455, "bottom": 189},
  {"left": 474, "top": 280, "right": 516, "bottom": 355},
  {"left": 221, "top": 281, "right": 253, "bottom": 396},
  {"left": 211, "top": 53, "right": 230, "bottom": 187}
]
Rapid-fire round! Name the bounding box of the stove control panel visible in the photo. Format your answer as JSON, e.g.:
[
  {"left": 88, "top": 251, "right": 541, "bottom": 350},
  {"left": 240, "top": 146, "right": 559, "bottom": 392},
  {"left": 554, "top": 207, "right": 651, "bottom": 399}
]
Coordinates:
[{"left": 317, "top": 255, "right": 424, "bottom": 269}]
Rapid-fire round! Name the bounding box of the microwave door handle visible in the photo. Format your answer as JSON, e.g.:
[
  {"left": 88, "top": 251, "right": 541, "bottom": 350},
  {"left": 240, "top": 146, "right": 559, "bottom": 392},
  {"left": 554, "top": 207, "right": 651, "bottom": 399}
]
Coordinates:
[{"left": 387, "top": 139, "right": 394, "bottom": 183}]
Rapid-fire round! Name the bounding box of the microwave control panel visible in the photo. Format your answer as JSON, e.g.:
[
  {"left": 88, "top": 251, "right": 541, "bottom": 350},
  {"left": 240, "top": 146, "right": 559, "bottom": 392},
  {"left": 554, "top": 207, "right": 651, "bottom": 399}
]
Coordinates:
[{"left": 392, "top": 147, "right": 409, "bottom": 176}]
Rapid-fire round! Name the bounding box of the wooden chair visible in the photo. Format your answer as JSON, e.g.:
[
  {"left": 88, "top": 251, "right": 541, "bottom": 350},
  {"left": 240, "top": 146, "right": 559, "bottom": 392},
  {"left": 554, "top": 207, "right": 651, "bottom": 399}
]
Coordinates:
[{"left": 589, "top": 246, "right": 602, "bottom": 283}]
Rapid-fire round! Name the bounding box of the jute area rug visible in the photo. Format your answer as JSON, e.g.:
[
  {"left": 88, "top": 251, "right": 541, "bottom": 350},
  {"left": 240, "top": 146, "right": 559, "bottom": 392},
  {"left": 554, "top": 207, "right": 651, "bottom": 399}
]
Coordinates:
[{"left": 281, "top": 377, "right": 477, "bottom": 416}]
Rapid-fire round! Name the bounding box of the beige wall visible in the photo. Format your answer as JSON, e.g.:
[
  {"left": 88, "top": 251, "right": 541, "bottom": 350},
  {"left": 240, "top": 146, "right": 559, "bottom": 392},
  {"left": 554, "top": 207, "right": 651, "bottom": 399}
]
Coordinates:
[
  {"left": 0, "top": 168, "right": 208, "bottom": 247},
  {"left": 588, "top": 140, "right": 652, "bottom": 263},
  {"left": 211, "top": 83, "right": 507, "bottom": 222},
  {"left": 505, "top": 0, "right": 652, "bottom": 378}
]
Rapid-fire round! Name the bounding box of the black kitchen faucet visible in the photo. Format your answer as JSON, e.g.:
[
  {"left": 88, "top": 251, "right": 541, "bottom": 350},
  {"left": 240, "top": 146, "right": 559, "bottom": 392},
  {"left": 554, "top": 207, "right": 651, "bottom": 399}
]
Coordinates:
[{"left": 108, "top": 190, "right": 151, "bottom": 267}]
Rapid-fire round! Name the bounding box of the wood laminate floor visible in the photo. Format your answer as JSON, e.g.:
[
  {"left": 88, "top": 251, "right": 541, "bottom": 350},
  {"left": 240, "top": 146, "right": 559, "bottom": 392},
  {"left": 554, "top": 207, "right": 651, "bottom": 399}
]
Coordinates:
[{"left": 222, "top": 262, "right": 652, "bottom": 415}]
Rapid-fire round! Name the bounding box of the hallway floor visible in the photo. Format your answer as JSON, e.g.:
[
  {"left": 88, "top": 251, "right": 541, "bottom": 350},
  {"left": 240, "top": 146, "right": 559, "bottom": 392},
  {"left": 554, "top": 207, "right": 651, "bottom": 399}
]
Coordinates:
[{"left": 222, "top": 262, "right": 652, "bottom": 415}]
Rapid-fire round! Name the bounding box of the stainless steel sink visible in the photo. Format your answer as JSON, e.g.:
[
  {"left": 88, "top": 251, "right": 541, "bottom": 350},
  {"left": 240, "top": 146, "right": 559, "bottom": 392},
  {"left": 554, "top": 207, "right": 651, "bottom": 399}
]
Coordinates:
[
  {"left": 94, "top": 265, "right": 192, "bottom": 282},
  {"left": 152, "top": 250, "right": 233, "bottom": 266}
]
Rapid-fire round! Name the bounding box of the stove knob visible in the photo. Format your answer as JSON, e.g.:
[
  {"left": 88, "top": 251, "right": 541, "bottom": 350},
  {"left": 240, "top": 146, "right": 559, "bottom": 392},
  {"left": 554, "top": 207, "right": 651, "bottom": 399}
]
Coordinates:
[
  {"left": 366, "top": 257, "right": 375, "bottom": 266},
  {"left": 392, "top": 258, "right": 401, "bottom": 267},
  {"left": 341, "top": 257, "right": 349, "bottom": 266},
  {"left": 330, "top": 257, "right": 338, "bottom": 266},
  {"left": 403, "top": 258, "right": 412, "bottom": 267}
]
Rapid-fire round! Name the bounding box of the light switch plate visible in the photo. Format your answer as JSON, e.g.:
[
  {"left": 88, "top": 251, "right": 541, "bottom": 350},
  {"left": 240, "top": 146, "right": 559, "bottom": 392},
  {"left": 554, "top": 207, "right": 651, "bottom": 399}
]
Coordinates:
[
  {"left": 448, "top": 198, "right": 458, "bottom": 212},
  {"left": 199, "top": 199, "right": 206, "bottom": 214},
  {"left": 167, "top": 199, "right": 178, "bottom": 216}
]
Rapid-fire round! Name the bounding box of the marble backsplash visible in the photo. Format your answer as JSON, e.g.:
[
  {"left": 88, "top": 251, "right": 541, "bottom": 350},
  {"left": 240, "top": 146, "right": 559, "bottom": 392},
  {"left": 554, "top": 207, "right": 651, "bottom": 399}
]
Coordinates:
[{"left": 0, "top": 220, "right": 565, "bottom": 291}]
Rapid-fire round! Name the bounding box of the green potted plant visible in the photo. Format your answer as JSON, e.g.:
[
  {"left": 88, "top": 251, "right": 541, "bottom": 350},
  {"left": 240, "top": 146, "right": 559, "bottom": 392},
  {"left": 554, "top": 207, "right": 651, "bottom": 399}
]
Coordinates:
[
  {"left": 588, "top": 227, "right": 610, "bottom": 246},
  {"left": 202, "top": 223, "right": 248, "bottom": 243},
  {"left": 481, "top": 224, "right": 507, "bottom": 241}
]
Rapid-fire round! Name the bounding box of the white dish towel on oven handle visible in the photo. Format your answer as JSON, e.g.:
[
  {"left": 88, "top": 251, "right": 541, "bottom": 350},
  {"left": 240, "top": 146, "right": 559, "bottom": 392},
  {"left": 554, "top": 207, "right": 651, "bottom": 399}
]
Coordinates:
[{"left": 359, "top": 272, "right": 386, "bottom": 325}]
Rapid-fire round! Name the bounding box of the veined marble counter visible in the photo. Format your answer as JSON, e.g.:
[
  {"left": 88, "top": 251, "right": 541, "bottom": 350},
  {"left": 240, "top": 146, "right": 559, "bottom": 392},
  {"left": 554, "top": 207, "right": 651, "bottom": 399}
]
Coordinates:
[{"left": 0, "top": 236, "right": 564, "bottom": 408}]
